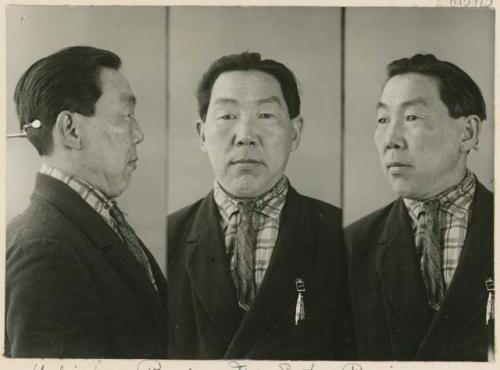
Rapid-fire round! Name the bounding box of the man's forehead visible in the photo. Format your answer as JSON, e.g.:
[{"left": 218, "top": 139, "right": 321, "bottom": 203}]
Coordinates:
[
  {"left": 210, "top": 70, "right": 284, "bottom": 102},
  {"left": 212, "top": 95, "right": 282, "bottom": 107},
  {"left": 379, "top": 73, "right": 440, "bottom": 108},
  {"left": 99, "top": 68, "right": 133, "bottom": 92}
]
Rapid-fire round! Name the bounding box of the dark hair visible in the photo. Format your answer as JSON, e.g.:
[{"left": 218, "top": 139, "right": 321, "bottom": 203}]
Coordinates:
[
  {"left": 386, "top": 53, "right": 486, "bottom": 121},
  {"left": 196, "top": 52, "right": 300, "bottom": 121},
  {"left": 14, "top": 46, "right": 122, "bottom": 155}
]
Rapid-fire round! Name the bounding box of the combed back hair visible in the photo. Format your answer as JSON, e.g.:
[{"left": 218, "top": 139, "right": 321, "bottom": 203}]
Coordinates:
[
  {"left": 386, "top": 53, "right": 486, "bottom": 121},
  {"left": 14, "top": 46, "right": 122, "bottom": 155},
  {"left": 196, "top": 52, "right": 301, "bottom": 121}
]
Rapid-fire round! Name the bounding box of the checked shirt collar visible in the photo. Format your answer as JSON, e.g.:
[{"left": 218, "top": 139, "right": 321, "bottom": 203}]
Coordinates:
[{"left": 213, "top": 176, "right": 289, "bottom": 227}]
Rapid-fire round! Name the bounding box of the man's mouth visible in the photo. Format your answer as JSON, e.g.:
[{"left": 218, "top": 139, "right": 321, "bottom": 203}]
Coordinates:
[
  {"left": 231, "top": 159, "right": 263, "bottom": 165},
  {"left": 386, "top": 161, "right": 411, "bottom": 169},
  {"left": 128, "top": 158, "right": 138, "bottom": 168}
]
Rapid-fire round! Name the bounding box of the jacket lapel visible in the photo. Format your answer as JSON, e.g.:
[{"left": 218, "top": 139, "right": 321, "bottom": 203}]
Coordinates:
[
  {"left": 416, "top": 182, "right": 493, "bottom": 359},
  {"left": 102, "top": 242, "right": 164, "bottom": 314},
  {"left": 375, "top": 199, "right": 431, "bottom": 350},
  {"left": 225, "top": 186, "right": 312, "bottom": 357},
  {"left": 185, "top": 193, "right": 242, "bottom": 347},
  {"left": 143, "top": 246, "right": 168, "bottom": 309},
  {"left": 34, "top": 173, "right": 164, "bottom": 315}
]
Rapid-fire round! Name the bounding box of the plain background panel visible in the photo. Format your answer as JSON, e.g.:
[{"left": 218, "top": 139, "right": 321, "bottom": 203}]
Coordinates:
[
  {"left": 344, "top": 8, "right": 494, "bottom": 226},
  {"left": 6, "top": 6, "right": 167, "bottom": 272},
  {"left": 167, "top": 7, "right": 342, "bottom": 213}
]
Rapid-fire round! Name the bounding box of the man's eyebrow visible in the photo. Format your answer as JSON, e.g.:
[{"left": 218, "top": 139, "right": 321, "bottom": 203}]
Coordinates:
[
  {"left": 121, "top": 93, "right": 137, "bottom": 106},
  {"left": 212, "top": 96, "right": 283, "bottom": 107},
  {"left": 256, "top": 96, "right": 282, "bottom": 106},
  {"left": 376, "top": 98, "right": 429, "bottom": 110},
  {"left": 213, "top": 98, "right": 238, "bottom": 105},
  {"left": 401, "top": 98, "right": 428, "bottom": 108}
]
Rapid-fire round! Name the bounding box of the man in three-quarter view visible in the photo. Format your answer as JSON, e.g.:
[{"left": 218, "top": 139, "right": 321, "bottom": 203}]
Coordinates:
[
  {"left": 167, "top": 52, "right": 354, "bottom": 359},
  {"left": 346, "top": 54, "right": 492, "bottom": 361},
  {"left": 6, "top": 46, "right": 168, "bottom": 358}
]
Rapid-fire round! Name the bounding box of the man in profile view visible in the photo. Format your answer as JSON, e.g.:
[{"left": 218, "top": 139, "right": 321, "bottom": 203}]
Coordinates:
[
  {"left": 346, "top": 54, "right": 492, "bottom": 361},
  {"left": 167, "top": 52, "right": 354, "bottom": 359},
  {"left": 6, "top": 46, "right": 168, "bottom": 358}
]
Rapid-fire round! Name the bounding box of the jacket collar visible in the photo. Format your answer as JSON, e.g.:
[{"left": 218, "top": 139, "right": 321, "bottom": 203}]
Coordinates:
[
  {"left": 225, "top": 186, "right": 314, "bottom": 357},
  {"left": 184, "top": 185, "right": 313, "bottom": 356},
  {"left": 185, "top": 191, "right": 241, "bottom": 348},
  {"left": 375, "top": 198, "right": 432, "bottom": 351},
  {"left": 375, "top": 182, "right": 493, "bottom": 359},
  {"left": 416, "top": 181, "right": 493, "bottom": 359},
  {"left": 33, "top": 173, "right": 164, "bottom": 315}
]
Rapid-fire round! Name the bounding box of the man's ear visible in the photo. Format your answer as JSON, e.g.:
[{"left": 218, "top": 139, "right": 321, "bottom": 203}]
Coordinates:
[
  {"left": 460, "top": 114, "right": 481, "bottom": 153},
  {"left": 290, "top": 115, "right": 304, "bottom": 152},
  {"left": 196, "top": 119, "right": 208, "bottom": 153},
  {"left": 55, "top": 111, "right": 82, "bottom": 150}
]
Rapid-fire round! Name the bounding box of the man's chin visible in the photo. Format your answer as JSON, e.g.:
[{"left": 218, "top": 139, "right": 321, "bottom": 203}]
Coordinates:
[
  {"left": 222, "top": 174, "right": 285, "bottom": 199},
  {"left": 103, "top": 178, "right": 132, "bottom": 199},
  {"left": 222, "top": 177, "right": 266, "bottom": 198},
  {"left": 389, "top": 179, "right": 416, "bottom": 199},
  {"left": 227, "top": 187, "right": 262, "bottom": 199}
]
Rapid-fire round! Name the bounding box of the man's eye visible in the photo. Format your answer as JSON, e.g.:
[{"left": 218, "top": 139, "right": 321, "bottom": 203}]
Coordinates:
[
  {"left": 406, "top": 115, "right": 420, "bottom": 121},
  {"left": 405, "top": 114, "right": 420, "bottom": 122},
  {"left": 218, "top": 114, "right": 236, "bottom": 120},
  {"left": 127, "top": 113, "right": 135, "bottom": 119},
  {"left": 377, "top": 117, "right": 388, "bottom": 124},
  {"left": 258, "top": 113, "right": 275, "bottom": 119}
]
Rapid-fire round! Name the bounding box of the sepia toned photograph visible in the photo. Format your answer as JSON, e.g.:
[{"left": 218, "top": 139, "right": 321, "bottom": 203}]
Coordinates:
[{"left": 0, "top": 1, "right": 496, "bottom": 369}]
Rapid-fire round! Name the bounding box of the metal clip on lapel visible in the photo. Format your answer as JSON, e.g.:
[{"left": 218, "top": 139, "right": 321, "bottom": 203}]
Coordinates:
[
  {"left": 295, "top": 278, "right": 306, "bottom": 326},
  {"left": 485, "top": 278, "right": 494, "bottom": 325}
]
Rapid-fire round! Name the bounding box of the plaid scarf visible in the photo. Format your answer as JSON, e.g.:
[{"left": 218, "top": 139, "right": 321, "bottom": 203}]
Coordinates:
[
  {"left": 213, "top": 176, "right": 288, "bottom": 289},
  {"left": 404, "top": 170, "right": 476, "bottom": 289}
]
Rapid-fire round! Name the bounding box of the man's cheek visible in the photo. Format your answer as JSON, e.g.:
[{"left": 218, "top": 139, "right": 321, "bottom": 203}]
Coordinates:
[
  {"left": 413, "top": 136, "right": 436, "bottom": 154},
  {"left": 112, "top": 131, "right": 134, "bottom": 146},
  {"left": 213, "top": 130, "right": 229, "bottom": 141}
]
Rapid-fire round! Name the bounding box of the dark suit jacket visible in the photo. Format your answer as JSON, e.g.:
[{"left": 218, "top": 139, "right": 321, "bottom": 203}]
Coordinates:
[
  {"left": 167, "top": 186, "right": 354, "bottom": 359},
  {"left": 345, "top": 181, "right": 493, "bottom": 361},
  {"left": 6, "top": 173, "right": 168, "bottom": 358}
]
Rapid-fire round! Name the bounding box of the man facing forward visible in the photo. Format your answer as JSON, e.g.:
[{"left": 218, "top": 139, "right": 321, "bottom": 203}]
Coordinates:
[
  {"left": 168, "top": 52, "right": 353, "bottom": 359},
  {"left": 346, "top": 54, "right": 492, "bottom": 361},
  {"left": 6, "top": 46, "right": 168, "bottom": 358}
]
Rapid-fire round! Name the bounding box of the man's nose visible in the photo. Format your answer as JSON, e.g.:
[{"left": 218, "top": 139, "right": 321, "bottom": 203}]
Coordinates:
[
  {"left": 234, "top": 116, "right": 258, "bottom": 146},
  {"left": 384, "top": 119, "right": 405, "bottom": 150},
  {"left": 132, "top": 120, "right": 145, "bottom": 144}
]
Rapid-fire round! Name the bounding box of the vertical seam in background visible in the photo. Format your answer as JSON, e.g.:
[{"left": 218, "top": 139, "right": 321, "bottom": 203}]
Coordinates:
[
  {"left": 340, "top": 7, "right": 346, "bottom": 216},
  {"left": 165, "top": 6, "right": 170, "bottom": 274}
]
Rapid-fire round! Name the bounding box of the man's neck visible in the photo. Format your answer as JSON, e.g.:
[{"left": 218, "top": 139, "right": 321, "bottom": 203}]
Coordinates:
[
  {"left": 41, "top": 156, "right": 78, "bottom": 178},
  {"left": 42, "top": 156, "right": 107, "bottom": 195},
  {"left": 40, "top": 159, "right": 113, "bottom": 201},
  {"left": 405, "top": 169, "right": 472, "bottom": 204},
  {"left": 217, "top": 176, "right": 287, "bottom": 202}
]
